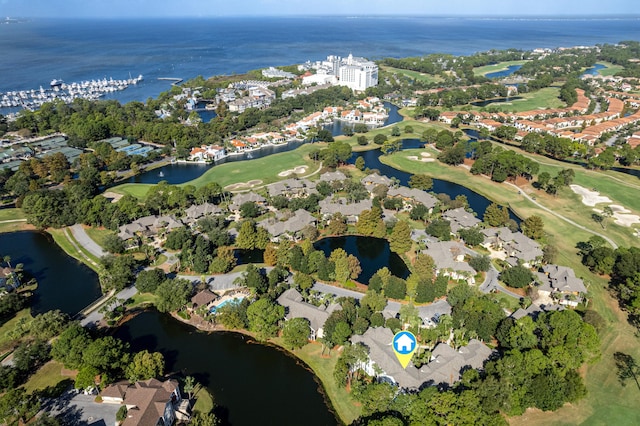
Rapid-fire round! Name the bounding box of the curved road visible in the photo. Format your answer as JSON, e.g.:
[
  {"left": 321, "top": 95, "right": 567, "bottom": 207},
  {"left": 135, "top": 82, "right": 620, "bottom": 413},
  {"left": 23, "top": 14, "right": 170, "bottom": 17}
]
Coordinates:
[{"left": 504, "top": 182, "right": 618, "bottom": 249}]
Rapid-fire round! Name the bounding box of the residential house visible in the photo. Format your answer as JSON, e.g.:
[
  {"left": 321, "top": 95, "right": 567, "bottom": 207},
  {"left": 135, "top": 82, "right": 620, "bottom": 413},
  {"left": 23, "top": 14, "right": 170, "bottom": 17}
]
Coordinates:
[
  {"left": 442, "top": 208, "right": 481, "bottom": 233},
  {"left": 0, "top": 267, "right": 20, "bottom": 292},
  {"left": 424, "top": 241, "right": 477, "bottom": 284},
  {"left": 101, "top": 378, "right": 182, "bottom": 426},
  {"left": 258, "top": 209, "right": 317, "bottom": 240},
  {"left": 361, "top": 173, "right": 392, "bottom": 193},
  {"left": 184, "top": 203, "right": 224, "bottom": 224},
  {"left": 189, "top": 145, "right": 226, "bottom": 162},
  {"left": 319, "top": 171, "right": 347, "bottom": 183},
  {"left": 228, "top": 192, "right": 267, "bottom": 213},
  {"left": 266, "top": 178, "right": 317, "bottom": 198},
  {"left": 319, "top": 197, "right": 373, "bottom": 223},
  {"left": 481, "top": 227, "right": 543, "bottom": 267},
  {"left": 277, "top": 288, "right": 341, "bottom": 340},
  {"left": 535, "top": 264, "right": 587, "bottom": 307},
  {"left": 510, "top": 302, "right": 564, "bottom": 320},
  {"left": 351, "top": 327, "right": 426, "bottom": 390},
  {"left": 419, "top": 339, "right": 493, "bottom": 387},
  {"left": 387, "top": 186, "right": 438, "bottom": 211},
  {"left": 117, "top": 215, "right": 184, "bottom": 244}
]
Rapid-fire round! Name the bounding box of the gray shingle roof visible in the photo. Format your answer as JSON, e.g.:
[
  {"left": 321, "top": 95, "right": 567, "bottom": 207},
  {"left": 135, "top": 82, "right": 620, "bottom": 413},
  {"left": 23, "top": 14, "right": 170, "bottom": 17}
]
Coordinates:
[
  {"left": 387, "top": 186, "right": 438, "bottom": 209},
  {"left": 442, "top": 207, "right": 481, "bottom": 232}
]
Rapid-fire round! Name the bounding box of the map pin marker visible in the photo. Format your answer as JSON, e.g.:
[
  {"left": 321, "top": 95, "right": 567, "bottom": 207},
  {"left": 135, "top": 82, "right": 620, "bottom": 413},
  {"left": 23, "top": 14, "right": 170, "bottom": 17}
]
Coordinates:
[{"left": 392, "top": 330, "right": 417, "bottom": 369}]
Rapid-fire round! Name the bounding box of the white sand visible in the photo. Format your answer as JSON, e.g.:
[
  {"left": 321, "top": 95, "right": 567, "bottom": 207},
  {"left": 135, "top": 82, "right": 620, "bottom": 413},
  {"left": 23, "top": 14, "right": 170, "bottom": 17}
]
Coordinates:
[
  {"left": 278, "top": 165, "right": 308, "bottom": 177},
  {"left": 570, "top": 184, "right": 613, "bottom": 207},
  {"left": 421, "top": 158, "right": 435, "bottom": 162},
  {"left": 407, "top": 155, "right": 419, "bottom": 160},
  {"left": 420, "top": 152, "right": 432, "bottom": 157}
]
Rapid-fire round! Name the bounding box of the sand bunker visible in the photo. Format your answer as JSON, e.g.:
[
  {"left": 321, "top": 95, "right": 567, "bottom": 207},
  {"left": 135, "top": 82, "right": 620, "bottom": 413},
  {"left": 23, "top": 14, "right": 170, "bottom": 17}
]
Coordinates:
[
  {"left": 407, "top": 156, "right": 419, "bottom": 160},
  {"left": 277, "top": 165, "right": 308, "bottom": 177},
  {"left": 570, "top": 185, "right": 612, "bottom": 207},
  {"left": 573, "top": 184, "right": 640, "bottom": 227},
  {"left": 224, "top": 179, "right": 263, "bottom": 191},
  {"left": 420, "top": 152, "right": 432, "bottom": 157},
  {"left": 594, "top": 205, "right": 640, "bottom": 227}
]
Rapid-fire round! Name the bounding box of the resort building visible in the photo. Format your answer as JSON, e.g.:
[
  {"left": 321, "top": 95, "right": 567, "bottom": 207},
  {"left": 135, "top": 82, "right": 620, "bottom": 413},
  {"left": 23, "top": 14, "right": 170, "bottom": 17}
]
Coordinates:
[{"left": 338, "top": 54, "right": 379, "bottom": 91}]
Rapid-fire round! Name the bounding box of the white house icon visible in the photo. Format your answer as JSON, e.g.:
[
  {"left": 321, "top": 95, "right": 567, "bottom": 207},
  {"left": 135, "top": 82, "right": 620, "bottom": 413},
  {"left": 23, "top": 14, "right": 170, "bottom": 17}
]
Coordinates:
[{"left": 395, "top": 334, "right": 415, "bottom": 353}]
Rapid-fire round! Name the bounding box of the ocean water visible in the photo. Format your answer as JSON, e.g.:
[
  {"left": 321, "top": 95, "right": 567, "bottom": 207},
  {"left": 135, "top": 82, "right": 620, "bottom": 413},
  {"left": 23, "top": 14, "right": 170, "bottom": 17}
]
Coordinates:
[{"left": 1, "top": 16, "right": 639, "bottom": 104}]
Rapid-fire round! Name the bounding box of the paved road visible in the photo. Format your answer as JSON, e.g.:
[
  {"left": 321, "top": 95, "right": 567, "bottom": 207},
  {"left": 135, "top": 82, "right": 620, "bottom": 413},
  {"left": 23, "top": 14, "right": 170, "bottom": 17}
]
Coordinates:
[
  {"left": 70, "top": 224, "right": 107, "bottom": 258},
  {"left": 504, "top": 182, "right": 618, "bottom": 249},
  {"left": 80, "top": 286, "right": 138, "bottom": 328}
]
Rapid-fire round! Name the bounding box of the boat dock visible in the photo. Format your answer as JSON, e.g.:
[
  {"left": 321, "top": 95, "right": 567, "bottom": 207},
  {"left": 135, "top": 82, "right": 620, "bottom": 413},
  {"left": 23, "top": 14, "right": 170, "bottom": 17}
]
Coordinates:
[{"left": 158, "top": 77, "right": 184, "bottom": 86}]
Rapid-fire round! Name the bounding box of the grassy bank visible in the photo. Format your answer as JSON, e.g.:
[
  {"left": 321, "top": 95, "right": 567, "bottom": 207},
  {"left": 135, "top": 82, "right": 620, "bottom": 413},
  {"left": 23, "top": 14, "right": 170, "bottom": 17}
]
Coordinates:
[
  {"left": 471, "top": 86, "right": 565, "bottom": 112},
  {"left": 48, "top": 228, "right": 103, "bottom": 273}
]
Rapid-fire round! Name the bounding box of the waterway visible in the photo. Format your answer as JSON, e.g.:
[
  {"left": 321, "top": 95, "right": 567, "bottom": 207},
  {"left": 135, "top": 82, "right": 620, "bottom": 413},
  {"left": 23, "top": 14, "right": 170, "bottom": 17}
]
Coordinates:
[
  {"left": 581, "top": 63, "right": 606, "bottom": 77},
  {"left": 485, "top": 64, "right": 522, "bottom": 79},
  {"left": 323, "top": 102, "right": 403, "bottom": 137},
  {"left": 471, "top": 96, "right": 523, "bottom": 107},
  {"left": 0, "top": 231, "right": 102, "bottom": 315},
  {"left": 314, "top": 236, "right": 410, "bottom": 284},
  {"left": 113, "top": 309, "right": 339, "bottom": 426}
]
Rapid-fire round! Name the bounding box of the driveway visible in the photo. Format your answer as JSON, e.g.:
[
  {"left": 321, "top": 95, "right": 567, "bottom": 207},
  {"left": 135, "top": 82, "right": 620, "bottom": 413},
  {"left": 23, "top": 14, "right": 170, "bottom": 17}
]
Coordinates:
[
  {"left": 41, "top": 390, "right": 118, "bottom": 426},
  {"left": 80, "top": 286, "right": 138, "bottom": 328}
]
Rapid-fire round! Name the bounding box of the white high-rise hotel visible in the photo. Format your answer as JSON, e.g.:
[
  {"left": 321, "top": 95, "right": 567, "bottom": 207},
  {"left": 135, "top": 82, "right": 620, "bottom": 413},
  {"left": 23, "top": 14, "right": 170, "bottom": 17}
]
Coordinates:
[{"left": 316, "top": 54, "right": 378, "bottom": 91}]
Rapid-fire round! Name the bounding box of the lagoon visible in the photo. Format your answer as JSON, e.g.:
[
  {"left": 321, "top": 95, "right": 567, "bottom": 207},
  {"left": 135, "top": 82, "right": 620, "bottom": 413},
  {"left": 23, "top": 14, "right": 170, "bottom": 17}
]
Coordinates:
[
  {"left": 114, "top": 310, "right": 339, "bottom": 426},
  {"left": 0, "top": 231, "right": 102, "bottom": 315},
  {"left": 485, "top": 64, "right": 522, "bottom": 79}
]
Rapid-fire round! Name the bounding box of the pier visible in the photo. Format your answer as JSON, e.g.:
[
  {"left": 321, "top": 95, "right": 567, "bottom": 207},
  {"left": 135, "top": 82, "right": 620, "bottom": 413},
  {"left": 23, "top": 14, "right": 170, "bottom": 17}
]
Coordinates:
[{"left": 158, "top": 77, "right": 184, "bottom": 86}]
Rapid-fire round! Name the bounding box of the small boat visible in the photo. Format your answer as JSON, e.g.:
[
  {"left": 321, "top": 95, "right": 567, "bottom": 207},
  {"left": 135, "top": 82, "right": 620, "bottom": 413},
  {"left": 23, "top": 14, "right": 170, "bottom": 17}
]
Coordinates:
[
  {"left": 50, "top": 79, "right": 63, "bottom": 88},
  {"left": 158, "top": 171, "right": 165, "bottom": 177}
]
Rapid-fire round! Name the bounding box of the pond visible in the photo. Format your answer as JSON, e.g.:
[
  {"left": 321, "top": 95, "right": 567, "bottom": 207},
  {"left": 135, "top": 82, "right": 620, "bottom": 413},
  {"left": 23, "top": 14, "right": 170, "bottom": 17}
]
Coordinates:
[
  {"left": 471, "top": 96, "right": 523, "bottom": 107},
  {"left": 113, "top": 309, "right": 339, "bottom": 426},
  {"left": 349, "top": 138, "right": 520, "bottom": 222},
  {"left": 0, "top": 231, "right": 102, "bottom": 315},
  {"left": 485, "top": 64, "right": 522, "bottom": 79},
  {"left": 323, "top": 102, "right": 403, "bottom": 137},
  {"left": 314, "top": 236, "right": 410, "bottom": 284},
  {"left": 581, "top": 63, "right": 606, "bottom": 77}
]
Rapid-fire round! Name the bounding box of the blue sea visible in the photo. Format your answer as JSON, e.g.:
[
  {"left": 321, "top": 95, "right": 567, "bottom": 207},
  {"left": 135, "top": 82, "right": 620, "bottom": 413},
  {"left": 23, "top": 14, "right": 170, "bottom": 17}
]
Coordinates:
[{"left": 1, "top": 16, "right": 640, "bottom": 104}]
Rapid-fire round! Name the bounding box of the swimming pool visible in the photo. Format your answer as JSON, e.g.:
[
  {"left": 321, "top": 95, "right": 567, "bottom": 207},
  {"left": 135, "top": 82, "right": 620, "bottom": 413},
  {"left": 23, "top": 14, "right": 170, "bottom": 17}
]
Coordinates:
[{"left": 210, "top": 296, "right": 245, "bottom": 313}]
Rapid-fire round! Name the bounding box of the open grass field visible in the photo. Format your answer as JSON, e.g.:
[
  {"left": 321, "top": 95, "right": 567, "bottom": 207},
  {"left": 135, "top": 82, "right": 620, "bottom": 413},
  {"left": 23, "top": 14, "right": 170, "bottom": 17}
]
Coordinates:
[
  {"left": 380, "top": 65, "right": 443, "bottom": 84},
  {"left": 382, "top": 148, "right": 640, "bottom": 425},
  {"left": 472, "top": 60, "right": 528, "bottom": 76},
  {"left": 22, "top": 360, "right": 70, "bottom": 395},
  {"left": 471, "top": 87, "right": 565, "bottom": 113},
  {"left": 0, "top": 208, "right": 25, "bottom": 221},
  {"left": 191, "top": 383, "right": 215, "bottom": 415},
  {"left": 83, "top": 226, "right": 114, "bottom": 249}
]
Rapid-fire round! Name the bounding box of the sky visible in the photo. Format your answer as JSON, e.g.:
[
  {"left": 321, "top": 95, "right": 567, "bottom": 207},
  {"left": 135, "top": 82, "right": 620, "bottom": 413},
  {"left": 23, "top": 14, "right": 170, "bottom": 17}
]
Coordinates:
[{"left": 1, "top": 0, "right": 637, "bottom": 18}]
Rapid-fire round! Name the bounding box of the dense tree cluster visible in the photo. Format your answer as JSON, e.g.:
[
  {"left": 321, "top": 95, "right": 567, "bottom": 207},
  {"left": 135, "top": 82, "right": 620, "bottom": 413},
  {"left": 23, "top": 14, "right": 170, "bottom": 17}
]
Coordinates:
[
  {"left": 579, "top": 238, "right": 640, "bottom": 322},
  {"left": 469, "top": 142, "right": 539, "bottom": 183}
]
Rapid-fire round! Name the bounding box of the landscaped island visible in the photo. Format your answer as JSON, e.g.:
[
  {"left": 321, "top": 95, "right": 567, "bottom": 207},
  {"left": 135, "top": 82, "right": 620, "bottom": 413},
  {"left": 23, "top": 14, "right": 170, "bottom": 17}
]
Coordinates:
[{"left": 1, "top": 41, "right": 640, "bottom": 425}]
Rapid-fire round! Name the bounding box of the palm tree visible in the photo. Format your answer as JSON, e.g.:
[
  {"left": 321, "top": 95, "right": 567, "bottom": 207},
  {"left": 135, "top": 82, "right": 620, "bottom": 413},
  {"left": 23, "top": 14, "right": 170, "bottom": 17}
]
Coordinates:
[{"left": 183, "top": 376, "right": 195, "bottom": 400}]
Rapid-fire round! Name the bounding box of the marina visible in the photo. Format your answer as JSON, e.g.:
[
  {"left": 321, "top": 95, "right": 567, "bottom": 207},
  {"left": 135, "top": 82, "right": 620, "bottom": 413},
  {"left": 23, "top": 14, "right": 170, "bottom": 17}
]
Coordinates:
[{"left": 0, "top": 74, "right": 143, "bottom": 111}]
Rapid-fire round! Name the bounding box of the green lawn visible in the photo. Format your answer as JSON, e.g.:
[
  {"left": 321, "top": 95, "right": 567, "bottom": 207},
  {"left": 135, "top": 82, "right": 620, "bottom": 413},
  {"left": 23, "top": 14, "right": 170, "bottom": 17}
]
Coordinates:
[
  {"left": 0, "top": 208, "right": 25, "bottom": 221},
  {"left": 472, "top": 87, "right": 565, "bottom": 113},
  {"left": 380, "top": 65, "right": 443, "bottom": 84},
  {"left": 290, "top": 341, "right": 362, "bottom": 425},
  {"left": 22, "top": 360, "right": 70, "bottom": 395},
  {"left": 473, "top": 60, "right": 529, "bottom": 77},
  {"left": 83, "top": 226, "right": 115, "bottom": 249},
  {"left": 191, "top": 383, "right": 215, "bottom": 415},
  {"left": 48, "top": 228, "right": 103, "bottom": 273}
]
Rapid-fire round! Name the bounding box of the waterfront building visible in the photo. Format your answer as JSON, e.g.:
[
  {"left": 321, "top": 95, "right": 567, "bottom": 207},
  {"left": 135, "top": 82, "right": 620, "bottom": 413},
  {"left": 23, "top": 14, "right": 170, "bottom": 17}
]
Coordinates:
[{"left": 338, "top": 54, "right": 379, "bottom": 91}]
